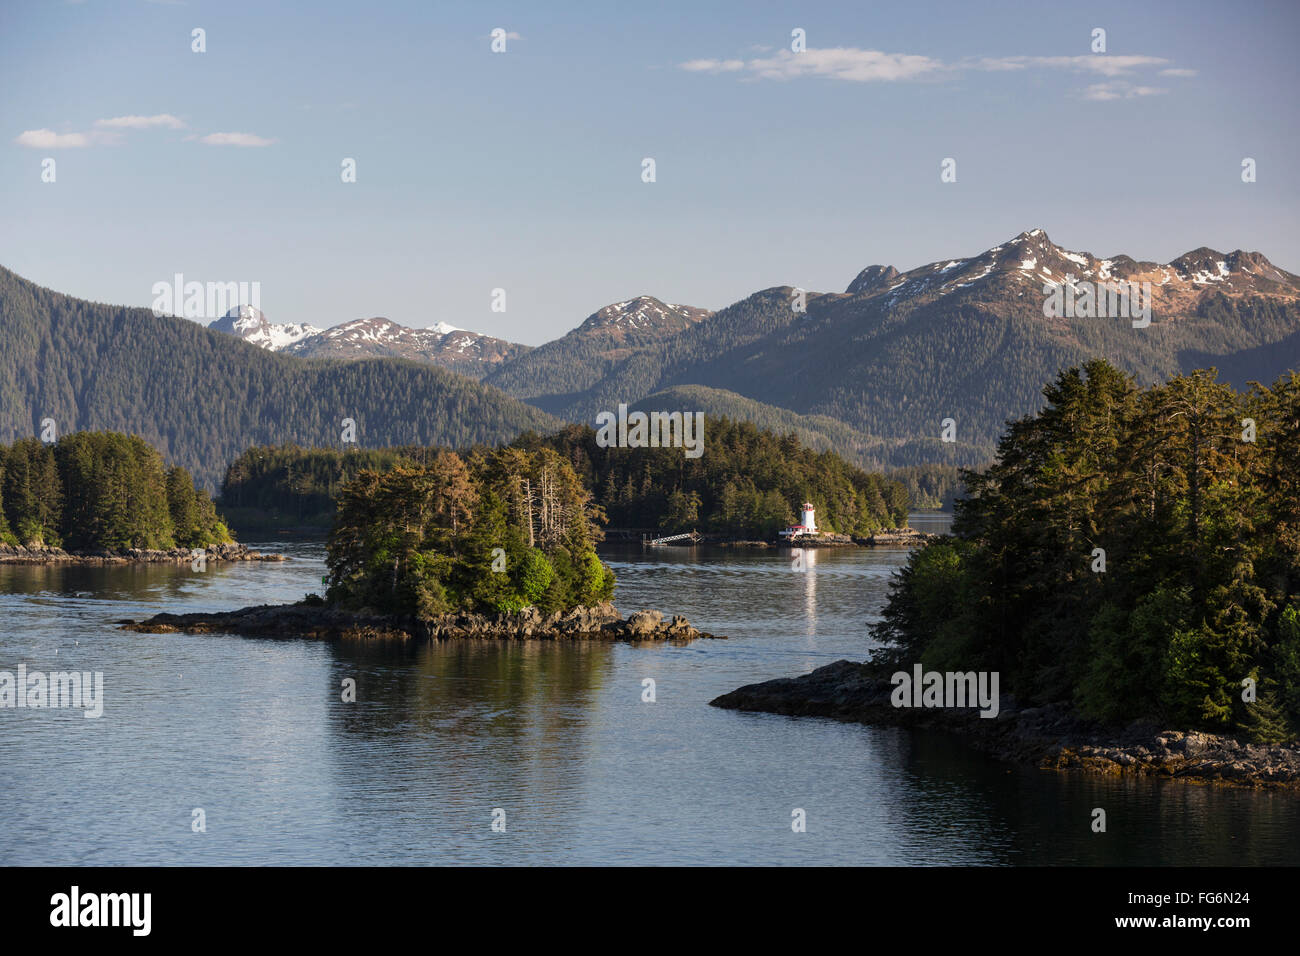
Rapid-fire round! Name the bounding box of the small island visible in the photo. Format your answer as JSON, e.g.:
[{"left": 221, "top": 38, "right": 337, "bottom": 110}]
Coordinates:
[
  {"left": 713, "top": 362, "right": 1300, "bottom": 789},
  {"left": 126, "top": 445, "right": 721, "bottom": 643},
  {"left": 0, "top": 431, "right": 279, "bottom": 563}
]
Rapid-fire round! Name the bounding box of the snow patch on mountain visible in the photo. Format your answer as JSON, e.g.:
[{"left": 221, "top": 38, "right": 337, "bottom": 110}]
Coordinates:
[{"left": 209, "top": 306, "right": 322, "bottom": 350}]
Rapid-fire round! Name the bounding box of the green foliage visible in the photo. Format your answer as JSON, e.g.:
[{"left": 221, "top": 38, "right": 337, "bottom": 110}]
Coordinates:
[
  {"left": 166, "top": 466, "right": 230, "bottom": 548},
  {"left": 889, "top": 464, "right": 968, "bottom": 510},
  {"left": 1272, "top": 605, "right": 1300, "bottom": 722},
  {"left": 219, "top": 445, "right": 430, "bottom": 530},
  {"left": 0, "top": 462, "right": 11, "bottom": 546},
  {"left": 0, "top": 431, "right": 232, "bottom": 551},
  {"left": 3, "top": 438, "right": 62, "bottom": 547},
  {"left": 873, "top": 361, "right": 1300, "bottom": 737},
  {"left": 515, "top": 549, "right": 555, "bottom": 604},
  {"left": 515, "top": 418, "right": 910, "bottom": 537},
  {"left": 326, "top": 448, "right": 614, "bottom": 617},
  {"left": 878, "top": 539, "right": 984, "bottom": 674},
  {"left": 222, "top": 416, "right": 908, "bottom": 540}
]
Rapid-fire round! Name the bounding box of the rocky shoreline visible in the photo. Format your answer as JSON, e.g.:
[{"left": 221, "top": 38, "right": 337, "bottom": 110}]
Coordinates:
[
  {"left": 853, "top": 527, "right": 939, "bottom": 546},
  {"left": 680, "top": 527, "right": 939, "bottom": 548},
  {"left": 710, "top": 660, "right": 1300, "bottom": 790},
  {"left": 122, "top": 600, "right": 723, "bottom": 643},
  {"left": 0, "top": 542, "right": 285, "bottom": 565}
]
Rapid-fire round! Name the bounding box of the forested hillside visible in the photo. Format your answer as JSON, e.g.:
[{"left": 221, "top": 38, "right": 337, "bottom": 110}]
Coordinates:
[
  {"left": 887, "top": 464, "right": 967, "bottom": 510},
  {"left": 872, "top": 361, "right": 1300, "bottom": 741},
  {"left": 482, "top": 296, "right": 711, "bottom": 411},
  {"left": 1, "top": 431, "right": 229, "bottom": 551},
  {"left": 518, "top": 421, "right": 909, "bottom": 537},
  {"left": 623, "top": 385, "right": 986, "bottom": 472},
  {"left": 219, "top": 417, "right": 910, "bottom": 538},
  {"left": 0, "top": 266, "right": 561, "bottom": 490},
  {"left": 8, "top": 230, "right": 1297, "bottom": 494},
  {"left": 219, "top": 444, "right": 446, "bottom": 531}
]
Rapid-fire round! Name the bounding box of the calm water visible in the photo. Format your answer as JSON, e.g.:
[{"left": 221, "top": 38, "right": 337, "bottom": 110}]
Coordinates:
[{"left": 1, "top": 515, "right": 1296, "bottom": 865}]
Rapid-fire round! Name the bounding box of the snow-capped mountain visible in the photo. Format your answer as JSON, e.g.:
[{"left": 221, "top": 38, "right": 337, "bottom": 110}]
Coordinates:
[
  {"left": 283, "top": 316, "right": 527, "bottom": 375},
  {"left": 208, "top": 309, "right": 528, "bottom": 379},
  {"left": 208, "top": 305, "right": 322, "bottom": 350},
  {"left": 490, "top": 228, "right": 1300, "bottom": 451},
  {"left": 576, "top": 296, "right": 713, "bottom": 336},
  {"left": 845, "top": 228, "right": 1300, "bottom": 312},
  {"left": 480, "top": 295, "right": 714, "bottom": 403}
]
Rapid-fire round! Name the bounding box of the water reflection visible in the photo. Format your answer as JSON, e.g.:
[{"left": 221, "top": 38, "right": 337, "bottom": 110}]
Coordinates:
[{"left": 1, "top": 526, "right": 1296, "bottom": 866}]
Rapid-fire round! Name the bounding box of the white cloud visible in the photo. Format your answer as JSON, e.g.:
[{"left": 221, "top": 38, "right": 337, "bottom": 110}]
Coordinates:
[
  {"left": 1081, "top": 82, "right": 1167, "bottom": 101},
  {"left": 197, "top": 132, "right": 275, "bottom": 147},
  {"left": 680, "top": 58, "right": 745, "bottom": 73},
  {"left": 973, "top": 54, "right": 1169, "bottom": 77},
  {"left": 94, "top": 113, "right": 185, "bottom": 129},
  {"left": 15, "top": 128, "right": 90, "bottom": 148},
  {"left": 732, "top": 48, "right": 945, "bottom": 82},
  {"left": 679, "top": 47, "right": 1194, "bottom": 94}
]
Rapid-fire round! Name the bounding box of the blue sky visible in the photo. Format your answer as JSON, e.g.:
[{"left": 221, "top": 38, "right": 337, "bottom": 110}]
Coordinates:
[{"left": 2, "top": 0, "right": 1297, "bottom": 344}]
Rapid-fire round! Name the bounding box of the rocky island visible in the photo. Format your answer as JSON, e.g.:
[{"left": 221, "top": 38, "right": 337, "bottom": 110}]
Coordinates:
[
  {"left": 125, "top": 447, "right": 722, "bottom": 645},
  {"left": 712, "top": 661, "right": 1300, "bottom": 789},
  {"left": 0, "top": 542, "right": 283, "bottom": 565},
  {"left": 713, "top": 362, "right": 1300, "bottom": 792},
  {"left": 125, "top": 601, "right": 720, "bottom": 643}
]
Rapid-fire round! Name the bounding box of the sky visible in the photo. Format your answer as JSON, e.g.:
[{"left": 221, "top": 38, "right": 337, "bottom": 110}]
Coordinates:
[{"left": 2, "top": 0, "right": 1298, "bottom": 345}]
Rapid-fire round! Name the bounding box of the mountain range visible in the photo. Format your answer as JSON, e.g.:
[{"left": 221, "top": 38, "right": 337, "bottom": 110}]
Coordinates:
[
  {"left": 0, "top": 266, "right": 559, "bottom": 490},
  {"left": 504, "top": 229, "right": 1300, "bottom": 464},
  {"left": 4, "top": 228, "right": 1298, "bottom": 488},
  {"left": 210, "top": 305, "right": 530, "bottom": 378}
]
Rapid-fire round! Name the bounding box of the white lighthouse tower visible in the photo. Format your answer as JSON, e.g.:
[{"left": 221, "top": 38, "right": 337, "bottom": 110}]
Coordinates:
[
  {"left": 780, "top": 502, "right": 819, "bottom": 539},
  {"left": 800, "top": 502, "right": 816, "bottom": 533}
]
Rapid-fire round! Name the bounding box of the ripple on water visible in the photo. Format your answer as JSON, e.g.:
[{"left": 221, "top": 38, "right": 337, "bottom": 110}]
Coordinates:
[{"left": 1, "top": 529, "right": 1297, "bottom": 865}]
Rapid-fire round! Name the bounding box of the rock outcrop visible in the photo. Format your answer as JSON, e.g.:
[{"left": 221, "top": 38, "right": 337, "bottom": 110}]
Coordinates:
[
  {"left": 853, "top": 528, "right": 939, "bottom": 546},
  {"left": 123, "top": 600, "right": 722, "bottom": 643},
  {"left": 711, "top": 660, "right": 1300, "bottom": 790},
  {"left": 0, "top": 542, "right": 284, "bottom": 565}
]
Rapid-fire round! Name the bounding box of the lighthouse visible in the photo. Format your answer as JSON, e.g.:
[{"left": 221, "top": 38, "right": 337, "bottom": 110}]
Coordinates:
[
  {"left": 799, "top": 502, "right": 816, "bottom": 533},
  {"left": 779, "top": 502, "right": 819, "bottom": 539}
]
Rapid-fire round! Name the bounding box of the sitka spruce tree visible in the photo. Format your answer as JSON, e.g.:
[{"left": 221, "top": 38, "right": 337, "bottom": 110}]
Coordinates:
[
  {"left": 0, "top": 431, "right": 231, "bottom": 551},
  {"left": 325, "top": 447, "right": 615, "bottom": 617},
  {"left": 872, "top": 360, "right": 1300, "bottom": 741}
]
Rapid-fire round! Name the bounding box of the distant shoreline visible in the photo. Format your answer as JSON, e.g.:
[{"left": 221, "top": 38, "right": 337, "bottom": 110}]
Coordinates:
[
  {"left": 602, "top": 526, "right": 940, "bottom": 549},
  {"left": 0, "top": 543, "right": 285, "bottom": 566}
]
